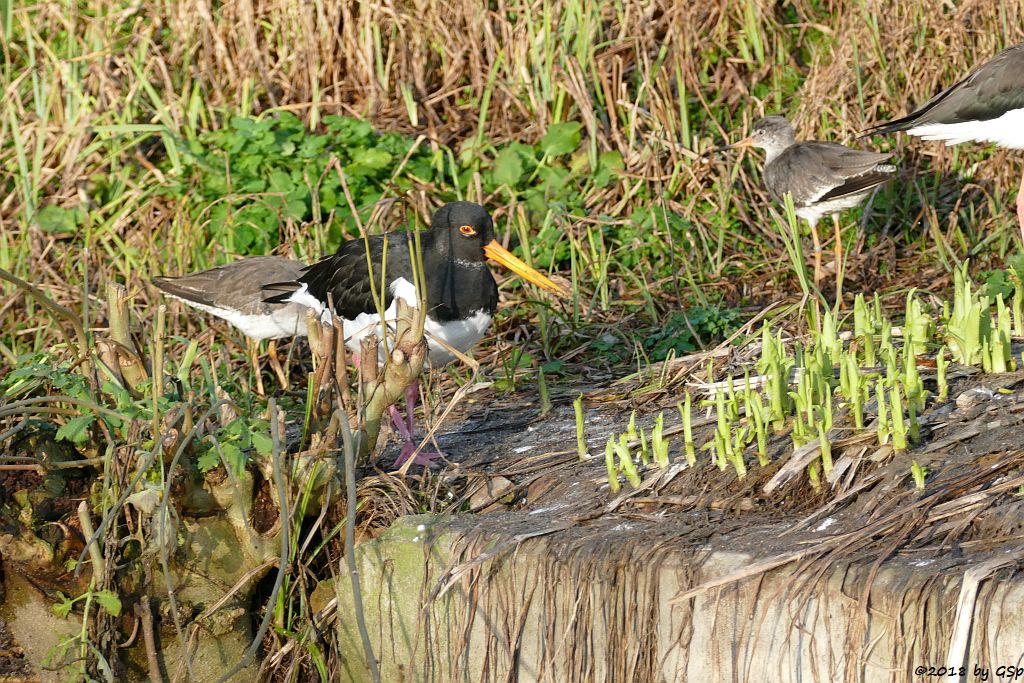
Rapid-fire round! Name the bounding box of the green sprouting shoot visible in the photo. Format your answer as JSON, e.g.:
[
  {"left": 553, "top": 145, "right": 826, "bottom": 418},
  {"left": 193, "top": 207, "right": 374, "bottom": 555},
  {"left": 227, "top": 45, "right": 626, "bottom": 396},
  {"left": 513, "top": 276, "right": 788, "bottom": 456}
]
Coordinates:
[
  {"left": 817, "top": 422, "right": 832, "bottom": 479},
  {"left": 902, "top": 342, "right": 925, "bottom": 413},
  {"left": 616, "top": 433, "right": 641, "bottom": 487},
  {"left": 573, "top": 394, "right": 587, "bottom": 460},
  {"left": 680, "top": 393, "right": 696, "bottom": 466},
  {"left": 876, "top": 380, "right": 890, "bottom": 445},
  {"left": 714, "top": 389, "right": 733, "bottom": 469},
  {"left": 1013, "top": 270, "right": 1024, "bottom": 337},
  {"left": 843, "top": 353, "right": 865, "bottom": 429},
  {"left": 751, "top": 393, "right": 769, "bottom": 466},
  {"left": 839, "top": 347, "right": 851, "bottom": 399},
  {"left": 711, "top": 428, "right": 727, "bottom": 471},
  {"left": 911, "top": 460, "right": 928, "bottom": 491},
  {"left": 854, "top": 293, "right": 876, "bottom": 367},
  {"left": 889, "top": 384, "right": 907, "bottom": 451},
  {"left": 883, "top": 344, "right": 899, "bottom": 389},
  {"left": 818, "top": 307, "right": 841, "bottom": 365},
  {"left": 626, "top": 410, "right": 638, "bottom": 444},
  {"left": 799, "top": 361, "right": 817, "bottom": 430},
  {"left": 981, "top": 338, "right": 993, "bottom": 374},
  {"left": 948, "top": 261, "right": 989, "bottom": 367},
  {"left": 907, "top": 395, "right": 920, "bottom": 444},
  {"left": 822, "top": 389, "right": 833, "bottom": 433},
  {"left": 789, "top": 402, "right": 805, "bottom": 450},
  {"left": 807, "top": 458, "right": 821, "bottom": 491},
  {"left": 904, "top": 291, "right": 932, "bottom": 356},
  {"left": 726, "top": 374, "right": 740, "bottom": 422},
  {"left": 789, "top": 376, "right": 807, "bottom": 447},
  {"left": 854, "top": 292, "right": 868, "bottom": 337},
  {"left": 651, "top": 412, "right": 669, "bottom": 468},
  {"left": 936, "top": 346, "right": 949, "bottom": 402},
  {"left": 756, "top": 322, "right": 773, "bottom": 375},
  {"left": 993, "top": 294, "right": 1012, "bottom": 374},
  {"left": 638, "top": 423, "right": 650, "bottom": 466},
  {"left": 742, "top": 368, "right": 754, "bottom": 409},
  {"left": 759, "top": 326, "right": 791, "bottom": 430},
  {"left": 605, "top": 437, "right": 620, "bottom": 494},
  {"left": 770, "top": 354, "right": 789, "bottom": 431},
  {"left": 730, "top": 427, "right": 748, "bottom": 479},
  {"left": 880, "top": 319, "right": 893, "bottom": 360}
]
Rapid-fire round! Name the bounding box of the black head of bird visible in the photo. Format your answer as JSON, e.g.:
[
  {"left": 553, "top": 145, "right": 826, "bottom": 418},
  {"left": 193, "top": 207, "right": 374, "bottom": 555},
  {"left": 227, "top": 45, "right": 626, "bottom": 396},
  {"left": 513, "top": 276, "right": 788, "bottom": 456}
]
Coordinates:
[
  {"left": 429, "top": 201, "right": 497, "bottom": 265},
  {"left": 428, "top": 201, "right": 562, "bottom": 294}
]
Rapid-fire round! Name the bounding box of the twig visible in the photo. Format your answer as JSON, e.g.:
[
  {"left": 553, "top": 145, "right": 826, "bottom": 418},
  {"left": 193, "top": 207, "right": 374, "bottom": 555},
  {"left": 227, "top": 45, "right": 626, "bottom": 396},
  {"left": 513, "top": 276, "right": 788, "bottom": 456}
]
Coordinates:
[
  {"left": 139, "top": 594, "right": 164, "bottom": 683},
  {"left": 77, "top": 501, "right": 105, "bottom": 585}
]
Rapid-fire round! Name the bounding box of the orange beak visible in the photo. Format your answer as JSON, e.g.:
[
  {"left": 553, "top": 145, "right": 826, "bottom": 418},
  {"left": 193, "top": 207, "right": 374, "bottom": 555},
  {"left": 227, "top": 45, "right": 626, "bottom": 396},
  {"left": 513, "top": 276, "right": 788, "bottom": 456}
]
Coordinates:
[{"left": 483, "top": 240, "right": 564, "bottom": 297}]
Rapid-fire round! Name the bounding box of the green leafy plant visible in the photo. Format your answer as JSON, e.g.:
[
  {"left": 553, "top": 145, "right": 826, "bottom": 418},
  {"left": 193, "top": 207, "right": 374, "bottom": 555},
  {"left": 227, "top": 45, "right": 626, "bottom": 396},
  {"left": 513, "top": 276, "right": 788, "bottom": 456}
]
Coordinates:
[
  {"left": 164, "top": 113, "right": 442, "bottom": 255},
  {"left": 196, "top": 416, "right": 273, "bottom": 475},
  {"left": 53, "top": 589, "right": 122, "bottom": 619},
  {"left": 643, "top": 306, "right": 743, "bottom": 362}
]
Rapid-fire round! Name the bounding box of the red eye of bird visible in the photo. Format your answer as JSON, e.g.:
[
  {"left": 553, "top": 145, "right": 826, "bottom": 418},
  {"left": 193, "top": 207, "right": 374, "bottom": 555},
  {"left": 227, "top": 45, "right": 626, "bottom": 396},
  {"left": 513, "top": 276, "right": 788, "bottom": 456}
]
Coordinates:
[{"left": 459, "top": 225, "right": 476, "bottom": 236}]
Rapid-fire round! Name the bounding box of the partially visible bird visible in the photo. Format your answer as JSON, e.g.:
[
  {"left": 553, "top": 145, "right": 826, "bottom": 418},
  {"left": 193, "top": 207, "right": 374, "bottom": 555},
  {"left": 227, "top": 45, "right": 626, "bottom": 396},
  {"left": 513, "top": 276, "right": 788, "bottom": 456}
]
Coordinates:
[
  {"left": 719, "top": 116, "right": 896, "bottom": 300},
  {"left": 863, "top": 42, "right": 1024, "bottom": 243},
  {"left": 153, "top": 256, "right": 309, "bottom": 393},
  {"left": 266, "top": 201, "right": 563, "bottom": 467}
]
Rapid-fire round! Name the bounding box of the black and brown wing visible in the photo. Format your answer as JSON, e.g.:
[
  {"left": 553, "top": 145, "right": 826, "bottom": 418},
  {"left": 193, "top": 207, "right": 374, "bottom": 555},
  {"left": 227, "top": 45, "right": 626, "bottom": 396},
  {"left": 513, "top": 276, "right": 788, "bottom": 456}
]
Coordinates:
[
  {"left": 866, "top": 43, "right": 1024, "bottom": 133},
  {"left": 266, "top": 233, "right": 418, "bottom": 320}
]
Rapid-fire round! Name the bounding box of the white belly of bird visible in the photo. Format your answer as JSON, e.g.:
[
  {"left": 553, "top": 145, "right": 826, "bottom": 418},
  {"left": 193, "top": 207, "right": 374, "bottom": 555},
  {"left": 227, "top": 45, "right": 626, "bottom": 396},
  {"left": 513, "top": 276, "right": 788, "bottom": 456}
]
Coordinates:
[
  {"left": 908, "top": 107, "right": 1024, "bottom": 149},
  {"left": 797, "top": 191, "right": 872, "bottom": 226},
  {"left": 287, "top": 277, "right": 492, "bottom": 365},
  {"left": 165, "top": 295, "right": 308, "bottom": 340}
]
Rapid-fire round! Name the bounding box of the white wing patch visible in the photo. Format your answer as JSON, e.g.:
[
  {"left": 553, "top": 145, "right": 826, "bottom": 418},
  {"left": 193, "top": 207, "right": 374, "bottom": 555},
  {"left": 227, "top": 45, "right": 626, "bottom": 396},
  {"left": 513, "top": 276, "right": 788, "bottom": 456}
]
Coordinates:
[
  {"left": 908, "top": 107, "right": 1024, "bottom": 149},
  {"left": 286, "top": 283, "right": 328, "bottom": 319}
]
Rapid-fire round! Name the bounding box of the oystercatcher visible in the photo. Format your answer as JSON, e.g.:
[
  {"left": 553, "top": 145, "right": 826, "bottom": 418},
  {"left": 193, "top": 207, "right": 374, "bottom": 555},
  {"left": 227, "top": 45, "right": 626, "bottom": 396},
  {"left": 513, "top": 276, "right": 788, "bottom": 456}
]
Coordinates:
[
  {"left": 863, "top": 42, "right": 1024, "bottom": 243},
  {"left": 154, "top": 256, "right": 309, "bottom": 393},
  {"left": 719, "top": 116, "right": 896, "bottom": 298},
  {"left": 266, "top": 201, "right": 562, "bottom": 466}
]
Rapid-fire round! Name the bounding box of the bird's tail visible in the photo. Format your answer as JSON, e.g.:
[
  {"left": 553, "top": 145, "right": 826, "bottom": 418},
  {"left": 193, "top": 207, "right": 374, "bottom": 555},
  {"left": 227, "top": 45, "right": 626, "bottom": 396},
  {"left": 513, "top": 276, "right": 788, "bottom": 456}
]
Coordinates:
[
  {"left": 152, "top": 276, "right": 214, "bottom": 307},
  {"left": 262, "top": 282, "right": 301, "bottom": 305}
]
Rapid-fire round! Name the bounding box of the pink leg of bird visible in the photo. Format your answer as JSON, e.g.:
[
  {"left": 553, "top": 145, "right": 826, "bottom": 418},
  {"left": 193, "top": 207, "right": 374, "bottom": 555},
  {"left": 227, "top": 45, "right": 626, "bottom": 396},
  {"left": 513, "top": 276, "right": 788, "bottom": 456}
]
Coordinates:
[
  {"left": 1017, "top": 166, "right": 1024, "bottom": 247},
  {"left": 390, "top": 381, "right": 445, "bottom": 467}
]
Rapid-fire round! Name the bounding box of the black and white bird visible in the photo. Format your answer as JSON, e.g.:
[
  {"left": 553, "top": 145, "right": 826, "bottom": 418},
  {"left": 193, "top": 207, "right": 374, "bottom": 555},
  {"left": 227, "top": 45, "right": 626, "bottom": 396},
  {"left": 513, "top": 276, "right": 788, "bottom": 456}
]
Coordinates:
[
  {"left": 864, "top": 42, "right": 1024, "bottom": 243},
  {"left": 153, "top": 256, "right": 310, "bottom": 393},
  {"left": 266, "top": 201, "right": 562, "bottom": 466},
  {"left": 720, "top": 116, "right": 896, "bottom": 298}
]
